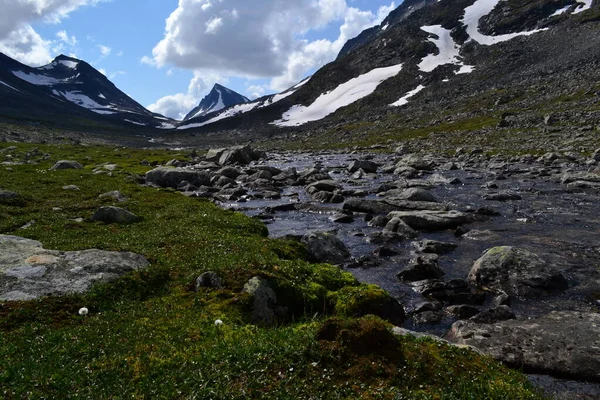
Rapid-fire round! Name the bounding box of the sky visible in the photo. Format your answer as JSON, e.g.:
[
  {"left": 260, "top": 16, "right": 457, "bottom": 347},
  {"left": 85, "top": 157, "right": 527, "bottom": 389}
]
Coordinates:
[{"left": 0, "top": 0, "right": 398, "bottom": 120}]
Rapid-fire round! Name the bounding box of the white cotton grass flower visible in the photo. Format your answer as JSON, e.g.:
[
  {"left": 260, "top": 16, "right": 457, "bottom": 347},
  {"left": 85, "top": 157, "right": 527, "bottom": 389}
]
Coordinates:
[
  {"left": 78, "top": 307, "right": 89, "bottom": 316},
  {"left": 214, "top": 319, "right": 223, "bottom": 326}
]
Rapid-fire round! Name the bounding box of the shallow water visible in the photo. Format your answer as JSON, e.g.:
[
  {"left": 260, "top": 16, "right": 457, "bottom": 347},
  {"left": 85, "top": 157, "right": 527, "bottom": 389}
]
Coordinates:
[{"left": 222, "top": 152, "right": 600, "bottom": 395}]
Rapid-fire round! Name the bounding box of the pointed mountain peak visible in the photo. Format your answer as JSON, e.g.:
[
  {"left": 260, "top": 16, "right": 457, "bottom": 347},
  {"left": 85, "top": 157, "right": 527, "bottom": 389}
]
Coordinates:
[
  {"left": 54, "top": 54, "right": 80, "bottom": 62},
  {"left": 183, "top": 84, "right": 250, "bottom": 121}
]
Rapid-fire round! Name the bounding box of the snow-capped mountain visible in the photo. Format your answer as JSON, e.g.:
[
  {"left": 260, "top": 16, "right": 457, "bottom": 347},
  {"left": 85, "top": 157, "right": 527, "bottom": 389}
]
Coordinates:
[
  {"left": 0, "top": 53, "right": 176, "bottom": 129},
  {"left": 174, "top": 0, "right": 600, "bottom": 135},
  {"left": 184, "top": 84, "right": 250, "bottom": 121},
  {"left": 178, "top": 77, "right": 310, "bottom": 130}
]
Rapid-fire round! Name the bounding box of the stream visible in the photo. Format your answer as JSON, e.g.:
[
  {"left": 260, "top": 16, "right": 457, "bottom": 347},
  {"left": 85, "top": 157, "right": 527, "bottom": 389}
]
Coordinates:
[{"left": 220, "top": 151, "right": 600, "bottom": 399}]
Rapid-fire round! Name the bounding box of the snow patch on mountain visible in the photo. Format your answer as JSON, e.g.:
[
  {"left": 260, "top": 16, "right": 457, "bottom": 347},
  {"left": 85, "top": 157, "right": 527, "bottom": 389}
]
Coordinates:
[
  {"left": 124, "top": 119, "right": 146, "bottom": 126},
  {"left": 0, "top": 80, "right": 22, "bottom": 93},
  {"left": 158, "top": 122, "right": 177, "bottom": 130},
  {"left": 12, "top": 71, "right": 64, "bottom": 86},
  {"left": 189, "top": 88, "right": 226, "bottom": 120},
  {"left": 573, "top": 0, "right": 594, "bottom": 14},
  {"left": 273, "top": 64, "right": 403, "bottom": 127},
  {"left": 178, "top": 102, "right": 261, "bottom": 130},
  {"left": 390, "top": 85, "right": 426, "bottom": 107},
  {"left": 59, "top": 60, "right": 78, "bottom": 69},
  {"left": 418, "top": 25, "right": 473, "bottom": 73},
  {"left": 462, "top": 0, "right": 548, "bottom": 45},
  {"left": 551, "top": 5, "right": 572, "bottom": 16}
]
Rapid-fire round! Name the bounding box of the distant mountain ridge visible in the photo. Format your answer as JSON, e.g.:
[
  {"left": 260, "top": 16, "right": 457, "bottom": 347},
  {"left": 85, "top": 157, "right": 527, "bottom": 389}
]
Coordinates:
[
  {"left": 0, "top": 53, "right": 175, "bottom": 129},
  {"left": 184, "top": 84, "right": 250, "bottom": 121}
]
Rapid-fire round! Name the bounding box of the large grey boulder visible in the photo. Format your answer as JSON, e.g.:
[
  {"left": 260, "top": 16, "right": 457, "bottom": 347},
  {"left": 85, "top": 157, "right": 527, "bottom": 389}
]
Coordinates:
[
  {"left": 242, "top": 276, "right": 285, "bottom": 326},
  {"left": 0, "top": 235, "right": 149, "bottom": 301},
  {"left": 196, "top": 271, "right": 224, "bottom": 290},
  {"left": 50, "top": 160, "right": 83, "bottom": 170},
  {"left": 397, "top": 254, "right": 444, "bottom": 282},
  {"left": 218, "top": 145, "right": 264, "bottom": 165},
  {"left": 387, "top": 210, "right": 467, "bottom": 230},
  {"left": 468, "top": 247, "right": 568, "bottom": 298},
  {"left": 91, "top": 206, "right": 142, "bottom": 224},
  {"left": 306, "top": 180, "right": 341, "bottom": 193},
  {"left": 146, "top": 167, "right": 211, "bottom": 189},
  {"left": 0, "top": 189, "right": 22, "bottom": 205},
  {"left": 301, "top": 231, "right": 350, "bottom": 265},
  {"left": 448, "top": 311, "right": 600, "bottom": 382},
  {"left": 347, "top": 160, "right": 378, "bottom": 173},
  {"left": 205, "top": 148, "right": 227, "bottom": 163}
]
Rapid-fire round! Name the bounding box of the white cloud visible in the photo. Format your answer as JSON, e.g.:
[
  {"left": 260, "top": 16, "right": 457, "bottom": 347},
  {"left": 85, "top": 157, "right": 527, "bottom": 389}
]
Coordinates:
[
  {"left": 56, "top": 30, "right": 78, "bottom": 46},
  {"left": 148, "top": 70, "right": 226, "bottom": 120},
  {"left": 147, "top": 93, "right": 199, "bottom": 120},
  {"left": 98, "top": 44, "right": 111, "bottom": 56},
  {"left": 205, "top": 17, "right": 223, "bottom": 34},
  {"left": 147, "top": 0, "right": 396, "bottom": 98},
  {"left": 247, "top": 85, "right": 266, "bottom": 99},
  {"left": 110, "top": 71, "right": 126, "bottom": 79},
  {"left": 0, "top": 0, "right": 99, "bottom": 66},
  {"left": 0, "top": 25, "right": 52, "bottom": 66}
]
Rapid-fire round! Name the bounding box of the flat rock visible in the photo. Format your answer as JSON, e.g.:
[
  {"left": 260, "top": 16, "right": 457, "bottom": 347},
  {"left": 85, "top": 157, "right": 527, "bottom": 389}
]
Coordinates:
[
  {"left": 50, "top": 160, "right": 83, "bottom": 170},
  {"left": 146, "top": 167, "right": 211, "bottom": 189},
  {"left": 91, "top": 206, "right": 142, "bottom": 224},
  {"left": 0, "top": 235, "right": 149, "bottom": 301},
  {"left": 413, "top": 240, "right": 457, "bottom": 254},
  {"left": 448, "top": 311, "right": 600, "bottom": 382},
  {"left": 483, "top": 191, "right": 522, "bottom": 201},
  {"left": 343, "top": 198, "right": 446, "bottom": 214},
  {"left": 387, "top": 210, "right": 467, "bottom": 231},
  {"left": 468, "top": 247, "right": 568, "bottom": 298},
  {"left": 389, "top": 188, "right": 437, "bottom": 202}
]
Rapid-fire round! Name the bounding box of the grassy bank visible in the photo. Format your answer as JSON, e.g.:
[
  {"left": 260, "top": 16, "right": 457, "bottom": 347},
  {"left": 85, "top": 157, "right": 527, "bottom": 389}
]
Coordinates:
[{"left": 0, "top": 143, "right": 543, "bottom": 399}]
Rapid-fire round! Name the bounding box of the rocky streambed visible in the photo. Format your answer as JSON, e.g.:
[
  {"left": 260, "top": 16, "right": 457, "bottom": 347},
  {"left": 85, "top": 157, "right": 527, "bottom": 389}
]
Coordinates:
[{"left": 144, "top": 145, "right": 600, "bottom": 398}]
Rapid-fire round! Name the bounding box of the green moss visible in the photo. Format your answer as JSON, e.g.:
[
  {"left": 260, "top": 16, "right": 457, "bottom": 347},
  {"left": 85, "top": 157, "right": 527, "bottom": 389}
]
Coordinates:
[{"left": 329, "top": 284, "right": 393, "bottom": 318}]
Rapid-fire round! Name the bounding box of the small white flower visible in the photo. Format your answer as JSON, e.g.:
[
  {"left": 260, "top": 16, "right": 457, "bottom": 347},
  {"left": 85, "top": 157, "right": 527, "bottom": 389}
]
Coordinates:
[
  {"left": 78, "top": 307, "right": 89, "bottom": 316},
  {"left": 214, "top": 319, "right": 223, "bottom": 326}
]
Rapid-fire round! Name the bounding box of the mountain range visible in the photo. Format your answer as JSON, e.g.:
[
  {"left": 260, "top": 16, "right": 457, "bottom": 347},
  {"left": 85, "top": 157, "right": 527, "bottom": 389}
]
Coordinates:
[{"left": 1, "top": 0, "right": 599, "bottom": 141}]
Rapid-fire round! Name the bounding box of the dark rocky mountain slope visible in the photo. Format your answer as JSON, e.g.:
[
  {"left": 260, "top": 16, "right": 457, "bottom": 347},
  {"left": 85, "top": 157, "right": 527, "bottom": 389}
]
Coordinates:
[
  {"left": 174, "top": 0, "right": 599, "bottom": 150},
  {"left": 184, "top": 84, "right": 249, "bottom": 121},
  {"left": 0, "top": 53, "right": 175, "bottom": 130}
]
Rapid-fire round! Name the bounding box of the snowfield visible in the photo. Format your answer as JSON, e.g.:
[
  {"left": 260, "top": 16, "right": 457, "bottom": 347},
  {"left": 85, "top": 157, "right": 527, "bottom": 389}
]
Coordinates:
[
  {"left": 12, "top": 71, "right": 64, "bottom": 86},
  {"left": 573, "top": 0, "right": 594, "bottom": 14},
  {"left": 418, "top": 25, "right": 474, "bottom": 73},
  {"left": 462, "top": 0, "right": 547, "bottom": 45},
  {"left": 273, "top": 64, "right": 403, "bottom": 127},
  {"left": 178, "top": 102, "right": 261, "bottom": 130},
  {"left": 390, "top": 85, "right": 426, "bottom": 107},
  {"left": 58, "top": 60, "right": 78, "bottom": 69}
]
